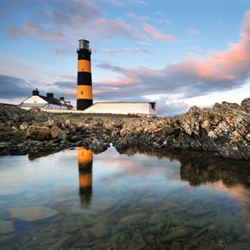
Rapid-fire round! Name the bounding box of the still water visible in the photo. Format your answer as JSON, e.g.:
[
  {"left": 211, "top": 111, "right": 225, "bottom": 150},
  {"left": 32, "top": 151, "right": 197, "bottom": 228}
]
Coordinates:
[{"left": 0, "top": 147, "right": 250, "bottom": 249}]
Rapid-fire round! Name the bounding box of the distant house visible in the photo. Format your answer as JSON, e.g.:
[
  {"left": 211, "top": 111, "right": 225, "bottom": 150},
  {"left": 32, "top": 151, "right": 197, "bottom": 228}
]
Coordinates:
[{"left": 19, "top": 89, "right": 73, "bottom": 110}]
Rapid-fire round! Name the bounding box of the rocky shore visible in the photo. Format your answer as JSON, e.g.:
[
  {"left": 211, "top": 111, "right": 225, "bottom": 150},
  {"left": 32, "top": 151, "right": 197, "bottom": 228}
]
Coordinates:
[{"left": 1, "top": 98, "right": 250, "bottom": 160}]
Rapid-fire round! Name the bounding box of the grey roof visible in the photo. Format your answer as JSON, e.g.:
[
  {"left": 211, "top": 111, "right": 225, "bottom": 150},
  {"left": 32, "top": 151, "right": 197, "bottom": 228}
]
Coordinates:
[
  {"left": 19, "top": 94, "right": 72, "bottom": 108},
  {"left": 39, "top": 95, "right": 62, "bottom": 105}
]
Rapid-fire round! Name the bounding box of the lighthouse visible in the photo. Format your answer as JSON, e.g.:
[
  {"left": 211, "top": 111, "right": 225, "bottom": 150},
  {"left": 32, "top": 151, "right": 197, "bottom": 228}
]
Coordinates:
[{"left": 77, "top": 39, "right": 93, "bottom": 110}]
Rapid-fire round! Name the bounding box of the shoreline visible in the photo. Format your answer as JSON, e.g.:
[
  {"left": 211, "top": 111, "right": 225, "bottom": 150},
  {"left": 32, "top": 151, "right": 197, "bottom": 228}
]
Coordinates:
[{"left": 1, "top": 98, "right": 250, "bottom": 160}]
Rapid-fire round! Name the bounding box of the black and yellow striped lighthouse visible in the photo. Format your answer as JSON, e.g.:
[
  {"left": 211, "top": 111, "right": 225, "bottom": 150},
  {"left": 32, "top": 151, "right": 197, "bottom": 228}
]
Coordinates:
[{"left": 77, "top": 38, "right": 93, "bottom": 110}]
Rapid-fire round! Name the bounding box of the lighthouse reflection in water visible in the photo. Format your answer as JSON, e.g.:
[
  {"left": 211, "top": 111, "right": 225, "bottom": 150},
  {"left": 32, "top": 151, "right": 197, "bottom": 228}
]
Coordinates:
[
  {"left": 78, "top": 147, "right": 93, "bottom": 206},
  {"left": 1, "top": 147, "right": 250, "bottom": 249}
]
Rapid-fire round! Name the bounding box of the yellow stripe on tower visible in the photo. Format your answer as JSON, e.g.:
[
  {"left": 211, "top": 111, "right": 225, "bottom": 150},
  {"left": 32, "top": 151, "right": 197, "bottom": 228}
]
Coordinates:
[
  {"left": 78, "top": 60, "right": 91, "bottom": 73},
  {"left": 77, "top": 85, "right": 93, "bottom": 100}
]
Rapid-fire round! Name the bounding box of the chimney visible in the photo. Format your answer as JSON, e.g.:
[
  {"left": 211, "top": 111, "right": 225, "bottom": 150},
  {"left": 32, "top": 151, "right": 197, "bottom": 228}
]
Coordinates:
[
  {"left": 32, "top": 88, "right": 39, "bottom": 95},
  {"left": 47, "top": 93, "right": 54, "bottom": 98}
]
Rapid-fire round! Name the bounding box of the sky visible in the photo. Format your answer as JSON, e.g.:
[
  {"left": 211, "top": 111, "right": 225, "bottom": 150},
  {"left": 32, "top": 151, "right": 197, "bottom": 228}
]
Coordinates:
[{"left": 1, "top": 0, "right": 250, "bottom": 116}]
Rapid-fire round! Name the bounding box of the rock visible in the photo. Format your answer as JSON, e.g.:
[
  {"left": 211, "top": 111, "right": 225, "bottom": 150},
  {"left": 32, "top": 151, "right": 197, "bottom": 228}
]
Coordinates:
[
  {"left": 183, "top": 218, "right": 209, "bottom": 228},
  {"left": 224, "top": 242, "right": 250, "bottom": 250},
  {"left": 2, "top": 99, "right": 250, "bottom": 160},
  {"left": 121, "top": 213, "right": 146, "bottom": 224},
  {"left": 186, "top": 207, "right": 213, "bottom": 216},
  {"left": 162, "top": 227, "right": 191, "bottom": 242},
  {"left": 0, "top": 221, "right": 15, "bottom": 234},
  {"left": 209, "top": 215, "right": 244, "bottom": 237},
  {"left": 171, "top": 241, "right": 182, "bottom": 250},
  {"left": 89, "top": 223, "right": 110, "bottom": 238},
  {"left": 91, "top": 242, "right": 111, "bottom": 250},
  {"left": 0, "top": 142, "right": 10, "bottom": 149},
  {"left": 9, "top": 206, "right": 59, "bottom": 221},
  {"left": 128, "top": 230, "right": 146, "bottom": 250},
  {"left": 27, "top": 127, "right": 52, "bottom": 141},
  {"left": 47, "top": 234, "right": 76, "bottom": 250},
  {"left": 168, "top": 215, "right": 185, "bottom": 226},
  {"left": 148, "top": 212, "right": 166, "bottom": 224}
]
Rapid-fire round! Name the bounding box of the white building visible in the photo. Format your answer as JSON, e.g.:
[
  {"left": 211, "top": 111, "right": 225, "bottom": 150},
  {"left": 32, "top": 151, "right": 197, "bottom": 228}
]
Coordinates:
[
  {"left": 19, "top": 89, "right": 73, "bottom": 110},
  {"left": 19, "top": 89, "right": 157, "bottom": 116},
  {"left": 83, "top": 102, "right": 157, "bottom": 116}
]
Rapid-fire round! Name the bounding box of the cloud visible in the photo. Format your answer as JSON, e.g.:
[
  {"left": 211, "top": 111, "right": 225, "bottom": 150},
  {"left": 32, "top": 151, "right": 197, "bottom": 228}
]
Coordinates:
[
  {"left": 143, "top": 23, "right": 177, "bottom": 42},
  {"left": 186, "top": 29, "right": 199, "bottom": 36},
  {"left": 4, "top": 0, "right": 141, "bottom": 47},
  {"left": 155, "top": 99, "right": 190, "bottom": 117},
  {"left": 7, "top": 22, "right": 65, "bottom": 43},
  {"left": 0, "top": 75, "right": 33, "bottom": 99},
  {"left": 98, "top": 0, "right": 124, "bottom": 7},
  {"left": 128, "top": 0, "right": 147, "bottom": 6},
  {"left": 0, "top": 74, "right": 76, "bottom": 105},
  {"left": 101, "top": 48, "right": 148, "bottom": 55},
  {"left": 94, "top": 10, "right": 250, "bottom": 104},
  {"left": 4, "top": 1, "right": 101, "bottom": 43},
  {"left": 94, "top": 18, "right": 139, "bottom": 39},
  {"left": 49, "top": 47, "right": 74, "bottom": 56}
]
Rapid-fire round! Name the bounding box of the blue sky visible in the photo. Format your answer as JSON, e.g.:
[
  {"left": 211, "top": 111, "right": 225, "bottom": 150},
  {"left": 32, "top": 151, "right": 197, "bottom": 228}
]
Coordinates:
[{"left": 0, "top": 0, "right": 250, "bottom": 116}]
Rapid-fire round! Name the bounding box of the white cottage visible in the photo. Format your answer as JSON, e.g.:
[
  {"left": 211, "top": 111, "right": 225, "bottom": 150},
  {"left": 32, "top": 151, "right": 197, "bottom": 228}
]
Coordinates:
[
  {"left": 19, "top": 89, "right": 73, "bottom": 110},
  {"left": 83, "top": 102, "right": 157, "bottom": 117}
]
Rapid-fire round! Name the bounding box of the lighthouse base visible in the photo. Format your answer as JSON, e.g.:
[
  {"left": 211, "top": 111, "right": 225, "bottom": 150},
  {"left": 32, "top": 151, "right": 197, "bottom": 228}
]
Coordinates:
[{"left": 77, "top": 100, "right": 93, "bottom": 110}]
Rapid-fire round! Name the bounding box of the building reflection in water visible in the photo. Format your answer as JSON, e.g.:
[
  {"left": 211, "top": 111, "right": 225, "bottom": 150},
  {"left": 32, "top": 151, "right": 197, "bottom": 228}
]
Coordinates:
[{"left": 78, "top": 147, "right": 93, "bottom": 207}]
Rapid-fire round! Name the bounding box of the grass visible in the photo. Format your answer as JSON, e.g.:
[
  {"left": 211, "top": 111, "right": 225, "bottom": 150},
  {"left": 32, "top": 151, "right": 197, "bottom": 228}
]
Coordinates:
[
  {"left": 161, "top": 125, "right": 172, "bottom": 136},
  {"left": 0, "top": 128, "right": 26, "bottom": 137}
]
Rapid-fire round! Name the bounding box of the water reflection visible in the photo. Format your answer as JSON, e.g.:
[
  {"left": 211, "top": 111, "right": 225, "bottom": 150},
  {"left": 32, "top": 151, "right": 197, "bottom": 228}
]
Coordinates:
[
  {"left": 78, "top": 147, "right": 93, "bottom": 207},
  {"left": 1, "top": 147, "right": 250, "bottom": 249},
  {"left": 179, "top": 151, "right": 250, "bottom": 188}
]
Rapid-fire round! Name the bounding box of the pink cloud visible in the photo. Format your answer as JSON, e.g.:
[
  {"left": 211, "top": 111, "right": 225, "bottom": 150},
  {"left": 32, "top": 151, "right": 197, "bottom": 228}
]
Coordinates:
[
  {"left": 97, "top": 76, "right": 140, "bottom": 86},
  {"left": 168, "top": 10, "right": 250, "bottom": 86},
  {"left": 6, "top": 22, "right": 64, "bottom": 43},
  {"left": 143, "top": 23, "right": 177, "bottom": 42},
  {"left": 101, "top": 48, "right": 147, "bottom": 55},
  {"left": 94, "top": 18, "right": 138, "bottom": 39}
]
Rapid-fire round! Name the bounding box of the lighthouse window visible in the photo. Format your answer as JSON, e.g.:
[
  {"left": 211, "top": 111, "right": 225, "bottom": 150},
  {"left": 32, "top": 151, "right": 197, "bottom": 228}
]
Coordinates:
[{"left": 81, "top": 91, "right": 83, "bottom": 95}]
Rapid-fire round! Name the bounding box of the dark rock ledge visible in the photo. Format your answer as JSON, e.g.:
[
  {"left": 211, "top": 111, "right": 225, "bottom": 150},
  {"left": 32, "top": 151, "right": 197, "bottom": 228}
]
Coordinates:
[{"left": 1, "top": 98, "right": 250, "bottom": 160}]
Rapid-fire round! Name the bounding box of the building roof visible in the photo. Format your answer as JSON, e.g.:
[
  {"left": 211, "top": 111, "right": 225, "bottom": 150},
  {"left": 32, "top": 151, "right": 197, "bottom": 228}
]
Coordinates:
[
  {"left": 39, "top": 95, "right": 64, "bottom": 106},
  {"left": 19, "top": 89, "right": 73, "bottom": 109}
]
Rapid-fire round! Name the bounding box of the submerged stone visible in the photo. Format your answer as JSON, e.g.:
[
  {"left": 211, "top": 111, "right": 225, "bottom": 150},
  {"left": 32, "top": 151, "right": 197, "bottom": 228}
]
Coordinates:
[
  {"left": 148, "top": 212, "right": 166, "bottom": 224},
  {"left": 89, "top": 223, "right": 110, "bottom": 238},
  {"left": 162, "top": 228, "right": 191, "bottom": 242},
  {"left": 9, "top": 206, "right": 59, "bottom": 221},
  {"left": 128, "top": 230, "right": 146, "bottom": 250},
  {"left": 120, "top": 213, "right": 146, "bottom": 224},
  {"left": 0, "top": 221, "right": 15, "bottom": 234}
]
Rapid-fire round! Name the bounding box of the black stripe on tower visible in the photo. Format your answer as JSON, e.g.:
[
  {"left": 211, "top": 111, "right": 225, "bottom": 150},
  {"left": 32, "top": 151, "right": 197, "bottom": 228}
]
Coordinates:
[
  {"left": 78, "top": 72, "right": 92, "bottom": 85},
  {"left": 78, "top": 52, "right": 91, "bottom": 61},
  {"left": 77, "top": 100, "right": 93, "bottom": 110}
]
